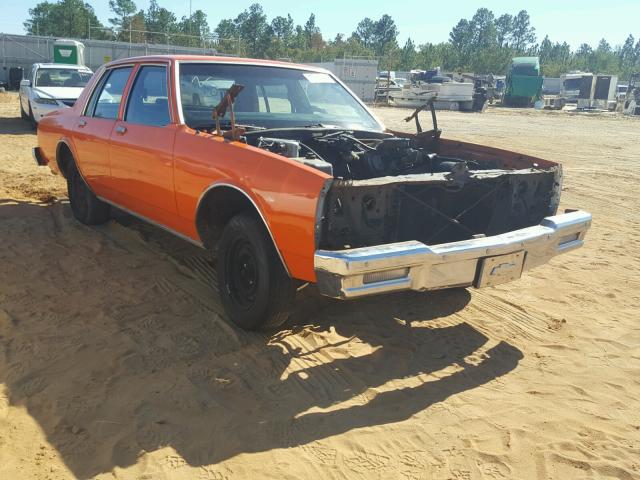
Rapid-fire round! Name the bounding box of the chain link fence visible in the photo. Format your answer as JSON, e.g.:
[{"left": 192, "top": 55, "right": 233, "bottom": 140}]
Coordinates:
[{"left": 0, "top": 32, "right": 237, "bottom": 84}]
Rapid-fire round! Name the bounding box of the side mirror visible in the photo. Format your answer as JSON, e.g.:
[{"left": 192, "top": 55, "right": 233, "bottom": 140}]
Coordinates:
[{"left": 20, "top": 79, "right": 31, "bottom": 87}]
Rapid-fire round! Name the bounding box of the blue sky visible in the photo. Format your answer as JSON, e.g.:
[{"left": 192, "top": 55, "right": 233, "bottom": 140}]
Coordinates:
[{"left": 1, "top": 0, "right": 638, "bottom": 49}]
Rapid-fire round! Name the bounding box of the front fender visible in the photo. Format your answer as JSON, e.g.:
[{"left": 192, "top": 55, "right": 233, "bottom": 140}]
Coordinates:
[
  {"left": 249, "top": 161, "right": 329, "bottom": 282},
  {"left": 175, "top": 129, "right": 330, "bottom": 282}
]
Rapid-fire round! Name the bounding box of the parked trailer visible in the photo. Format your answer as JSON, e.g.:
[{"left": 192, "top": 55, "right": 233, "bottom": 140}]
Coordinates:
[
  {"left": 542, "top": 72, "right": 593, "bottom": 110},
  {"left": 577, "top": 74, "right": 617, "bottom": 111},
  {"left": 308, "top": 58, "right": 378, "bottom": 102}
]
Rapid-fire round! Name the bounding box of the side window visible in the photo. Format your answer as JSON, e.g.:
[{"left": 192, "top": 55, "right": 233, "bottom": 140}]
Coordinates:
[
  {"left": 125, "top": 65, "right": 170, "bottom": 127},
  {"left": 87, "top": 67, "right": 133, "bottom": 119},
  {"left": 258, "top": 84, "right": 292, "bottom": 113}
]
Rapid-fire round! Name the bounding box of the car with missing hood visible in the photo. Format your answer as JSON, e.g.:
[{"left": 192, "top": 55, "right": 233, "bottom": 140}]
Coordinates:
[
  {"left": 19, "top": 63, "right": 93, "bottom": 128},
  {"left": 33, "top": 55, "right": 592, "bottom": 330}
]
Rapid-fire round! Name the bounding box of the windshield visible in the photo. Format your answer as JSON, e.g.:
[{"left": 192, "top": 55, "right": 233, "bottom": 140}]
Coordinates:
[
  {"left": 35, "top": 68, "right": 92, "bottom": 88},
  {"left": 179, "top": 63, "right": 382, "bottom": 131}
]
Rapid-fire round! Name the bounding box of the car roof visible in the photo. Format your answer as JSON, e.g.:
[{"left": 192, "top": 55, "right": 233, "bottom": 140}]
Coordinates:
[
  {"left": 34, "top": 63, "right": 92, "bottom": 70},
  {"left": 104, "top": 55, "right": 330, "bottom": 73}
]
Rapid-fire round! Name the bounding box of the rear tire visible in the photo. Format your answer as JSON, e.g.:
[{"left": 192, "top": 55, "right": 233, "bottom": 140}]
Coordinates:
[
  {"left": 216, "top": 213, "right": 295, "bottom": 330},
  {"left": 67, "top": 163, "right": 110, "bottom": 225}
]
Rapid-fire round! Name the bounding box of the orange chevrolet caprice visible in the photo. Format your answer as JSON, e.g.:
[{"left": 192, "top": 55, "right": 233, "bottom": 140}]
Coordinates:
[{"left": 35, "top": 55, "right": 591, "bottom": 330}]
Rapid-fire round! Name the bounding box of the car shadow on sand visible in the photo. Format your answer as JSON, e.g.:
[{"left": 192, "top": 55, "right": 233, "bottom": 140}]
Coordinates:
[
  {"left": 0, "top": 116, "right": 35, "bottom": 135},
  {"left": 0, "top": 199, "right": 523, "bottom": 478}
]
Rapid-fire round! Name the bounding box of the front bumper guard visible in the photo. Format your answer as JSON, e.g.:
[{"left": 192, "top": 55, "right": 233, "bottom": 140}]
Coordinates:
[
  {"left": 314, "top": 210, "right": 591, "bottom": 299},
  {"left": 32, "top": 147, "right": 47, "bottom": 166}
]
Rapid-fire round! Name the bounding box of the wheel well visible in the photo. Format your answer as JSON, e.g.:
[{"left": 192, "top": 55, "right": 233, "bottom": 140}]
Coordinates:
[
  {"left": 56, "top": 142, "right": 74, "bottom": 178},
  {"left": 196, "top": 186, "right": 264, "bottom": 250}
]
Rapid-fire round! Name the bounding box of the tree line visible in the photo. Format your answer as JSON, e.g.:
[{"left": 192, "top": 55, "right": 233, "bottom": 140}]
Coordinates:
[{"left": 23, "top": 1, "right": 640, "bottom": 79}]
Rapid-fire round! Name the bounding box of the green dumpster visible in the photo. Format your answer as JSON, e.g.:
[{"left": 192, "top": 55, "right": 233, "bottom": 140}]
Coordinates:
[{"left": 53, "top": 39, "right": 86, "bottom": 66}]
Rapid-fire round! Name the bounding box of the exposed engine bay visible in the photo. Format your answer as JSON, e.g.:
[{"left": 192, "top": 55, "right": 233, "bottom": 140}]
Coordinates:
[
  {"left": 248, "top": 131, "right": 485, "bottom": 180},
  {"left": 244, "top": 117, "right": 562, "bottom": 250},
  {"left": 249, "top": 130, "right": 500, "bottom": 180}
]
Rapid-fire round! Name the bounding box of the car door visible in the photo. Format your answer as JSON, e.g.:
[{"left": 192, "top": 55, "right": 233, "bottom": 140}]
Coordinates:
[
  {"left": 107, "top": 63, "right": 178, "bottom": 221},
  {"left": 71, "top": 66, "right": 133, "bottom": 195}
]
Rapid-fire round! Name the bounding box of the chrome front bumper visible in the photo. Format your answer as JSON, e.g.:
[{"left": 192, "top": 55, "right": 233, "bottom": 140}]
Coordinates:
[{"left": 314, "top": 210, "right": 592, "bottom": 299}]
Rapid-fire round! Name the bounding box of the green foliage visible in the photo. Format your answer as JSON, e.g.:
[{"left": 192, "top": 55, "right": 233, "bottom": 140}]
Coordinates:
[
  {"left": 24, "top": 0, "right": 108, "bottom": 39},
  {"left": 443, "top": 8, "right": 638, "bottom": 79},
  {"left": 108, "top": 0, "right": 136, "bottom": 31},
  {"left": 352, "top": 14, "right": 398, "bottom": 56},
  {"left": 22, "top": 2, "right": 640, "bottom": 80},
  {"left": 511, "top": 10, "right": 536, "bottom": 52},
  {"left": 143, "top": 0, "right": 177, "bottom": 44},
  {"left": 176, "top": 10, "right": 212, "bottom": 48}
]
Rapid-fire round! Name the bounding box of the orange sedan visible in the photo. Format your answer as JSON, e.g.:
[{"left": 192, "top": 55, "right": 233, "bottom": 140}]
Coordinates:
[{"left": 35, "top": 55, "right": 591, "bottom": 330}]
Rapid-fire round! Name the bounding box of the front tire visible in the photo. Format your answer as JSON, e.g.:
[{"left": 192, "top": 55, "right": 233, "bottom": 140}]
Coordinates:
[
  {"left": 67, "top": 163, "right": 110, "bottom": 225},
  {"left": 27, "top": 103, "right": 37, "bottom": 130},
  {"left": 20, "top": 98, "right": 28, "bottom": 120},
  {"left": 216, "top": 213, "right": 295, "bottom": 330}
]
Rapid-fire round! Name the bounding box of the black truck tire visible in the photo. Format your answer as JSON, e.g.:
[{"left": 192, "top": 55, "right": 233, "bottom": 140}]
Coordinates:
[
  {"left": 67, "top": 163, "right": 110, "bottom": 225},
  {"left": 216, "top": 213, "right": 295, "bottom": 330}
]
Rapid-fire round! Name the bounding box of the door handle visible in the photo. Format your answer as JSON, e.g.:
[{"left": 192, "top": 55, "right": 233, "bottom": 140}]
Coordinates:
[
  {"left": 115, "top": 125, "right": 127, "bottom": 135},
  {"left": 78, "top": 119, "right": 87, "bottom": 127}
]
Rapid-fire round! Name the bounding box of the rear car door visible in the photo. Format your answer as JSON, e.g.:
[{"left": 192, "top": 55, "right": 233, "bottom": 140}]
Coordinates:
[
  {"left": 72, "top": 66, "right": 133, "bottom": 195},
  {"left": 107, "top": 63, "right": 178, "bottom": 220}
]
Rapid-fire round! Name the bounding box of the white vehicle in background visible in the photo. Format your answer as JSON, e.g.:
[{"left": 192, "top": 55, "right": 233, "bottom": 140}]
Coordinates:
[
  {"left": 19, "top": 63, "right": 93, "bottom": 128},
  {"left": 180, "top": 75, "right": 233, "bottom": 107},
  {"left": 616, "top": 84, "right": 628, "bottom": 101}
]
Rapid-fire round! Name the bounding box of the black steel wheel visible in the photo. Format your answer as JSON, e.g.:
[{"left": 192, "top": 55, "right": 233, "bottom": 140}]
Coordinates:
[
  {"left": 67, "top": 163, "right": 110, "bottom": 225},
  {"left": 216, "top": 213, "right": 295, "bottom": 330}
]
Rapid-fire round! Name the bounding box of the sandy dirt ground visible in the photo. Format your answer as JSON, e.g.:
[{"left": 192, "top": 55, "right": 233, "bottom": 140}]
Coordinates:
[{"left": 0, "top": 90, "right": 639, "bottom": 480}]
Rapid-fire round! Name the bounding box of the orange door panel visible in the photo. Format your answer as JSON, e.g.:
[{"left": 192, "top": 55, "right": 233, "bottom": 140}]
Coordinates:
[
  {"left": 106, "top": 63, "right": 180, "bottom": 226},
  {"left": 108, "top": 122, "right": 178, "bottom": 218},
  {"left": 72, "top": 116, "right": 115, "bottom": 195},
  {"left": 74, "top": 65, "right": 134, "bottom": 194}
]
